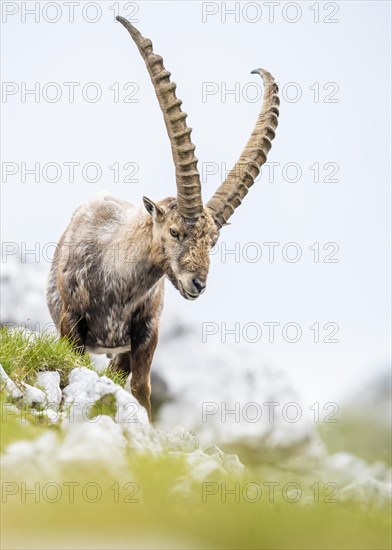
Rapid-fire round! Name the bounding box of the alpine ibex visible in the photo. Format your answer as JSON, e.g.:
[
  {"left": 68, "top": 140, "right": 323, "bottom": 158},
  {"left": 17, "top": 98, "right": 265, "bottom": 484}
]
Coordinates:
[{"left": 47, "top": 16, "right": 279, "bottom": 420}]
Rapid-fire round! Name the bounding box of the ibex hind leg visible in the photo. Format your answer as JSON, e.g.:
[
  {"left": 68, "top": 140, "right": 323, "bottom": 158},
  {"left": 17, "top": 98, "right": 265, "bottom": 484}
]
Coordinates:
[
  {"left": 59, "top": 309, "right": 88, "bottom": 354},
  {"left": 109, "top": 351, "right": 131, "bottom": 374}
]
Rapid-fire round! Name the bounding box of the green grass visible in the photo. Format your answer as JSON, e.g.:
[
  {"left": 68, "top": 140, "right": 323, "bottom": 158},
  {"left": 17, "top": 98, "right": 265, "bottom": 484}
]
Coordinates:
[
  {"left": 1, "top": 449, "right": 391, "bottom": 550},
  {"left": 100, "top": 365, "right": 128, "bottom": 387},
  {"left": 86, "top": 393, "right": 118, "bottom": 420},
  {"left": 0, "top": 327, "right": 126, "bottom": 388}
]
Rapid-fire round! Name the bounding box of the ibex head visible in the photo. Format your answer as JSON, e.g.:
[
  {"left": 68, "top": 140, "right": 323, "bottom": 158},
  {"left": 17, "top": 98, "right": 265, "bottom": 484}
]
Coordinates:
[
  {"left": 142, "top": 196, "right": 218, "bottom": 299},
  {"left": 117, "top": 16, "right": 279, "bottom": 300}
]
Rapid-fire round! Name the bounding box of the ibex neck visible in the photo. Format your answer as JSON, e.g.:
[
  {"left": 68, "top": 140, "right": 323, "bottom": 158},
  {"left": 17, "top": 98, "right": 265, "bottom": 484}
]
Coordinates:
[{"left": 112, "top": 210, "right": 164, "bottom": 292}]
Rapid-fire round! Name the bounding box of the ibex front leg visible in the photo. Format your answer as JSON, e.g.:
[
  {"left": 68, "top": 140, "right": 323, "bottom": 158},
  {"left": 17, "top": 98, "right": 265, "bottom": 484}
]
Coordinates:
[
  {"left": 129, "top": 328, "right": 158, "bottom": 422},
  {"left": 110, "top": 317, "right": 158, "bottom": 421}
]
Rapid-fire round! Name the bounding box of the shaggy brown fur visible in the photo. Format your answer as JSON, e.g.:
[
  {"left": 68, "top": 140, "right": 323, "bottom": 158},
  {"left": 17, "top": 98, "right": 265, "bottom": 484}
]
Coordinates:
[{"left": 47, "top": 194, "right": 218, "bottom": 419}]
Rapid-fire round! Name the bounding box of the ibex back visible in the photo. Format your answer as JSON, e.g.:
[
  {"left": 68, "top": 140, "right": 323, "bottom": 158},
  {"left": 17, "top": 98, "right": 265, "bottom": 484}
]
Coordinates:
[{"left": 47, "top": 16, "right": 279, "bottom": 420}]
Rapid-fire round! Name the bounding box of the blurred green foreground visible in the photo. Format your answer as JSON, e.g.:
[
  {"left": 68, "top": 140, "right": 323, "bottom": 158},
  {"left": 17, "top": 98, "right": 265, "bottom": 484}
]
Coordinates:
[{"left": 0, "top": 328, "right": 391, "bottom": 549}]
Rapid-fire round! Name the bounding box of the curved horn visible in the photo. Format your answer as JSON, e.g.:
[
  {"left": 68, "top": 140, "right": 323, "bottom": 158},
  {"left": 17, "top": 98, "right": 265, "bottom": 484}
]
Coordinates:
[
  {"left": 116, "top": 16, "right": 203, "bottom": 220},
  {"left": 206, "top": 69, "right": 279, "bottom": 229}
]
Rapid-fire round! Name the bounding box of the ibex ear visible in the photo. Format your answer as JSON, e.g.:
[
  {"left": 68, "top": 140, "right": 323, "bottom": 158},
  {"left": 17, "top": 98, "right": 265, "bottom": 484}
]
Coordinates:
[{"left": 143, "top": 196, "right": 165, "bottom": 222}]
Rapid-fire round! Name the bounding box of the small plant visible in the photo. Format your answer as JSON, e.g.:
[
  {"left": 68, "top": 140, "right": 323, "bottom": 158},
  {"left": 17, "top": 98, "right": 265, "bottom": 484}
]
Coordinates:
[{"left": 86, "top": 393, "right": 118, "bottom": 421}]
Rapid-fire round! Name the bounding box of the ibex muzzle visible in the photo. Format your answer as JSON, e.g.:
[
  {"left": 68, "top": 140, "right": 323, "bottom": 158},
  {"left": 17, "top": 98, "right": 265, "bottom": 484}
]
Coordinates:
[{"left": 47, "top": 17, "right": 279, "bottom": 420}]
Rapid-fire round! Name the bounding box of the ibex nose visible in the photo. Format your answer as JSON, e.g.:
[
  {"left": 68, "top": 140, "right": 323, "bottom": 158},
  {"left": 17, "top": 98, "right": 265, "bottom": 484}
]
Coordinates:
[{"left": 192, "top": 278, "right": 206, "bottom": 294}]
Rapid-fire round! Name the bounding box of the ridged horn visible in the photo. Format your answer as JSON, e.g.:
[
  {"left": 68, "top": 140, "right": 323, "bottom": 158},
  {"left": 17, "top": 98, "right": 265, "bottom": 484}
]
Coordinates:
[
  {"left": 206, "top": 69, "right": 279, "bottom": 229},
  {"left": 116, "top": 16, "right": 203, "bottom": 220}
]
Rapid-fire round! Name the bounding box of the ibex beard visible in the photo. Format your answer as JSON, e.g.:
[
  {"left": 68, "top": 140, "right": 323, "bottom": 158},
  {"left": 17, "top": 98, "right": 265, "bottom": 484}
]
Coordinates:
[{"left": 47, "top": 17, "right": 279, "bottom": 421}]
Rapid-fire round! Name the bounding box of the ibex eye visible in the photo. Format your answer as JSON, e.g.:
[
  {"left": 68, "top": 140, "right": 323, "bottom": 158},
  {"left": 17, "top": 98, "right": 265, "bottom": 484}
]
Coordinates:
[{"left": 170, "top": 228, "right": 179, "bottom": 239}]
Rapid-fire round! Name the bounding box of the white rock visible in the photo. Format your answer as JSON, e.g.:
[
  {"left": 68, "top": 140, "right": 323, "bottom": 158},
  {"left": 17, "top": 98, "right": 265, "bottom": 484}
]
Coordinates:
[
  {"left": 62, "top": 367, "right": 108, "bottom": 423},
  {"left": 90, "top": 354, "right": 110, "bottom": 374},
  {"left": 339, "top": 478, "right": 392, "bottom": 509},
  {"left": 58, "top": 416, "right": 128, "bottom": 475},
  {"left": 1, "top": 431, "right": 60, "bottom": 480},
  {"left": 63, "top": 367, "right": 149, "bottom": 426},
  {"left": 21, "top": 382, "right": 47, "bottom": 408},
  {"left": 36, "top": 371, "right": 62, "bottom": 407},
  {"left": 1, "top": 417, "right": 128, "bottom": 480},
  {"left": 203, "top": 445, "right": 245, "bottom": 477},
  {"left": 157, "top": 427, "right": 199, "bottom": 453},
  {"left": 221, "top": 453, "right": 245, "bottom": 477},
  {"left": 323, "top": 452, "right": 392, "bottom": 486},
  {"left": 203, "top": 445, "right": 222, "bottom": 456},
  {"left": 61, "top": 367, "right": 158, "bottom": 454},
  {"left": 0, "top": 364, "right": 53, "bottom": 410},
  {"left": 0, "top": 363, "right": 23, "bottom": 399},
  {"left": 110, "top": 383, "right": 150, "bottom": 426},
  {"left": 185, "top": 449, "right": 226, "bottom": 476},
  {"left": 68, "top": 366, "right": 99, "bottom": 386}
]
